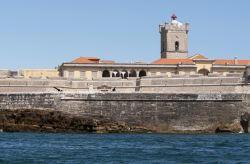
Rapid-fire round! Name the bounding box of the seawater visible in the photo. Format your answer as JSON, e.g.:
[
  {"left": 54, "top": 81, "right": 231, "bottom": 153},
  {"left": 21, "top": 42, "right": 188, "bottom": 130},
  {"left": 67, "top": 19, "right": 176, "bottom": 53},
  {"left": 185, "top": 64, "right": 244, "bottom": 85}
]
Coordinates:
[{"left": 0, "top": 133, "right": 250, "bottom": 163}]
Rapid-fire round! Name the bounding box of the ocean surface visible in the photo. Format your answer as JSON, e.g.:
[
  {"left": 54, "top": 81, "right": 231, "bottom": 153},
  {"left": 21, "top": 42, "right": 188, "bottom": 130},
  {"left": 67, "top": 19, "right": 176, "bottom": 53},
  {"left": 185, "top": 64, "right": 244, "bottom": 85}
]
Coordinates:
[{"left": 0, "top": 133, "right": 250, "bottom": 163}]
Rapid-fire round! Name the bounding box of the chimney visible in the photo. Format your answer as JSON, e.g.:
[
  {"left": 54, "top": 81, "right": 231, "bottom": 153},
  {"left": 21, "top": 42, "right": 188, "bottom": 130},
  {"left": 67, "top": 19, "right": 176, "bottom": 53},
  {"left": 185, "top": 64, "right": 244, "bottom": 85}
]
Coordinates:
[{"left": 234, "top": 56, "right": 238, "bottom": 65}]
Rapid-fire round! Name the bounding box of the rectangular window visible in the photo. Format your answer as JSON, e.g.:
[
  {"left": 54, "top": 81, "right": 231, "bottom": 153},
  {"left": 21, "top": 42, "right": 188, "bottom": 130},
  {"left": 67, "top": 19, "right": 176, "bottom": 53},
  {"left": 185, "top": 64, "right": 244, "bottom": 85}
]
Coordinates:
[
  {"left": 92, "top": 71, "right": 97, "bottom": 78},
  {"left": 69, "top": 71, "right": 74, "bottom": 78},
  {"left": 80, "top": 71, "right": 85, "bottom": 79}
]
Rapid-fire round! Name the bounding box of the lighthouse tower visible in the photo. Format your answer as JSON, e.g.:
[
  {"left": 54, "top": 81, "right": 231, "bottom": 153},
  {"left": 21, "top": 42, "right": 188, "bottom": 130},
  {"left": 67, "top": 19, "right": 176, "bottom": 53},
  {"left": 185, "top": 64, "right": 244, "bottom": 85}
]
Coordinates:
[{"left": 159, "top": 14, "right": 190, "bottom": 59}]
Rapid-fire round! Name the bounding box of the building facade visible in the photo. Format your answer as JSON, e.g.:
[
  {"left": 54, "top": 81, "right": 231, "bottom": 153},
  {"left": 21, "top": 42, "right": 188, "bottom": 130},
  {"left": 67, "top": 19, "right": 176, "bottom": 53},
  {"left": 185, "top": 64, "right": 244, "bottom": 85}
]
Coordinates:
[{"left": 58, "top": 15, "right": 250, "bottom": 80}]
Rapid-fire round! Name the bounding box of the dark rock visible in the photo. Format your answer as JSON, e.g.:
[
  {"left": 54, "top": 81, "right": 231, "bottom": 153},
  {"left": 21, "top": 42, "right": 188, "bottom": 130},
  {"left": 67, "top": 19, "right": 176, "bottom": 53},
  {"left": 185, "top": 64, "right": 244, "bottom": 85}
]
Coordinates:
[
  {"left": 240, "top": 112, "right": 250, "bottom": 133},
  {"left": 215, "top": 120, "right": 242, "bottom": 133},
  {"left": 0, "top": 109, "right": 151, "bottom": 133}
]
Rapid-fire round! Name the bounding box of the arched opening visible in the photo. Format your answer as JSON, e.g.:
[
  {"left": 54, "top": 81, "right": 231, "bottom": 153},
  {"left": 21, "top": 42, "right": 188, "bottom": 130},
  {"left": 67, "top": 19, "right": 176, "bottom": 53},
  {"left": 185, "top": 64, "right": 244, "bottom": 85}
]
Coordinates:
[
  {"left": 102, "top": 70, "right": 110, "bottom": 78},
  {"left": 198, "top": 69, "right": 209, "bottom": 76},
  {"left": 121, "top": 70, "right": 128, "bottom": 79},
  {"left": 175, "top": 41, "right": 179, "bottom": 51},
  {"left": 120, "top": 70, "right": 128, "bottom": 79},
  {"left": 129, "top": 70, "right": 137, "bottom": 77},
  {"left": 139, "top": 70, "right": 147, "bottom": 77},
  {"left": 248, "top": 76, "right": 250, "bottom": 83},
  {"left": 112, "top": 70, "right": 120, "bottom": 77}
]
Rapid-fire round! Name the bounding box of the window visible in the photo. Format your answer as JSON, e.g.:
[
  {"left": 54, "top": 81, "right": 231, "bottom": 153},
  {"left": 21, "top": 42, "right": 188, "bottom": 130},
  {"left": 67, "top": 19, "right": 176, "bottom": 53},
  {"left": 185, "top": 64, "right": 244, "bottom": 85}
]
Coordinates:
[
  {"left": 92, "top": 71, "right": 98, "bottom": 78},
  {"left": 175, "top": 41, "right": 179, "bottom": 51},
  {"left": 63, "top": 71, "right": 68, "bottom": 78},
  {"left": 112, "top": 70, "right": 120, "bottom": 77},
  {"left": 80, "top": 71, "right": 85, "bottom": 79},
  {"left": 121, "top": 70, "right": 128, "bottom": 79},
  {"left": 69, "top": 71, "right": 74, "bottom": 78},
  {"left": 102, "top": 70, "right": 110, "bottom": 78},
  {"left": 139, "top": 70, "right": 147, "bottom": 77},
  {"left": 129, "top": 70, "right": 137, "bottom": 77}
]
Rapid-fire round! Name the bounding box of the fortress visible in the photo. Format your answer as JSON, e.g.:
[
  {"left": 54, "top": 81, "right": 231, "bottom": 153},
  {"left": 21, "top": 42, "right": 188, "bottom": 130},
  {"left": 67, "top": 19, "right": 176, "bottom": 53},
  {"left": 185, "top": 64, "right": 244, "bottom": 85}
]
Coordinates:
[
  {"left": 0, "top": 15, "right": 249, "bottom": 94},
  {"left": 1, "top": 15, "right": 250, "bottom": 86},
  {"left": 1, "top": 15, "right": 250, "bottom": 133}
]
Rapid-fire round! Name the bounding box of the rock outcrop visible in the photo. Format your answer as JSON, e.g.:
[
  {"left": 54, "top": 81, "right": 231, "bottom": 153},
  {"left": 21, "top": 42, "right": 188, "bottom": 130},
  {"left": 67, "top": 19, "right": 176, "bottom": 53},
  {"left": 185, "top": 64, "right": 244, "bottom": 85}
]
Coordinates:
[
  {"left": 0, "top": 93, "right": 249, "bottom": 133},
  {"left": 240, "top": 112, "right": 250, "bottom": 133},
  {"left": 0, "top": 108, "right": 247, "bottom": 134},
  {"left": 0, "top": 109, "right": 152, "bottom": 133},
  {"left": 215, "top": 119, "right": 243, "bottom": 133}
]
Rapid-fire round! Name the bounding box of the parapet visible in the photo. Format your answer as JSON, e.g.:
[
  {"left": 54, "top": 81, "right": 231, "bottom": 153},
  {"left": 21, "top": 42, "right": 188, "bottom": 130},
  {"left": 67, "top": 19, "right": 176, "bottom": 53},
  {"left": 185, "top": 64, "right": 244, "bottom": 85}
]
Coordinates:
[{"left": 159, "top": 22, "right": 189, "bottom": 33}]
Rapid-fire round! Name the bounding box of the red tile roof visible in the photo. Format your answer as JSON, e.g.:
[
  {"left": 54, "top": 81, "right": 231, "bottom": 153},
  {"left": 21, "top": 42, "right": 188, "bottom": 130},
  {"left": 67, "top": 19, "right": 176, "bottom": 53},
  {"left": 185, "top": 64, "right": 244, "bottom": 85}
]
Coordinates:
[
  {"left": 70, "top": 56, "right": 250, "bottom": 66},
  {"left": 152, "top": 58, "right": 194, "bottom": 64},
  {"left": 214, "top": 59, "right": 250, "bottom": 65},
  {"left": 189, "top": 54, "right": 208, "bottom": 60},
  {"left": 152, "top": 58, "right": 250, "bottom": 65},
  {"left": 72, "top": 57, "right": 100, "bottom": 64}
]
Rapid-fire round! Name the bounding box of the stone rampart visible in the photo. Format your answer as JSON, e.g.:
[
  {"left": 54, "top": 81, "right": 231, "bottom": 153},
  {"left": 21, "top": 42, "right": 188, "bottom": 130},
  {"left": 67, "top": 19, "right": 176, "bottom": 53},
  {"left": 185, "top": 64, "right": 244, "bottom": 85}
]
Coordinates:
[
  {"left": 141, "top": 77, "right": 243, "bottom": 86},
  {"left": 0, "top": 92, "right": 249, "bottom": 132},
  {"left": 0, "top": 93, "right": 56, "bottom": 110},
  {"left": 0, "top": 77, "right": 249, "bottom": 93},
  {"left": 0, "top": 78, "right": 136, "bottom": 93},
  {"left": 139, "top": 77, "right": 250, "bottom": 93}
]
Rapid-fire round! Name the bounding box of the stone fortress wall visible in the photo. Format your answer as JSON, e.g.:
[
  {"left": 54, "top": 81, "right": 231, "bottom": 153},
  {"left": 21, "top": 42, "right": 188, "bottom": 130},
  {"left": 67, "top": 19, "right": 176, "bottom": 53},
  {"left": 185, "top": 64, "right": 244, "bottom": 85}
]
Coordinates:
[
  {"left": 1, "top": 92, "right": 250, "bottom": 132},
  {"left": 1, "top": 15, "right": 250, "bottom": 133},
  {"left": 1, "top": 71, "right": 249, "bottom": 133},
  {"left": 0, "top": 75, "right": 249, "bottom": 94}
]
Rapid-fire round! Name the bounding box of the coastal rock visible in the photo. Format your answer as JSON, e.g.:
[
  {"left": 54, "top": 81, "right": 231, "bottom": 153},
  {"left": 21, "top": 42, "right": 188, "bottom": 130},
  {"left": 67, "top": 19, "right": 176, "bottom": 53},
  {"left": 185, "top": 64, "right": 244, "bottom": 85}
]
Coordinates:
[
  {"left": 0, "top": 109, "right": 152, "bottom": 133},
  {"left": 240, "top": 112, "right": 250, "bottom": 133},
  {"left": 215, "top": 119, "right": 243, "bottom": 133}
]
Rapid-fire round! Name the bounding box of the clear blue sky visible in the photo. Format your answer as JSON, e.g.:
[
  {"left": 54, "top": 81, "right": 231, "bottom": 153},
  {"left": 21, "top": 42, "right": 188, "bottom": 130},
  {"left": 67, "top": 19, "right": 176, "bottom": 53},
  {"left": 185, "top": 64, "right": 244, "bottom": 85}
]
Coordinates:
[{"left": 0, "top": 0, "right": 250, "bottom": 69}]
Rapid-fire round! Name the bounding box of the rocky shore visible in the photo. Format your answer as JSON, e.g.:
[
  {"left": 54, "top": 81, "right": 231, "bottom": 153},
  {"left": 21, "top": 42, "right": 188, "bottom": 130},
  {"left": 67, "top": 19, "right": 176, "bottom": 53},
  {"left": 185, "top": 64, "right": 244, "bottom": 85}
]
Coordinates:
[
  {"left": 0, "top": 109, "right": 152, "bottom": 133},
  {"left": 0, "top": 109, "right": 248, "bottom": 134}
]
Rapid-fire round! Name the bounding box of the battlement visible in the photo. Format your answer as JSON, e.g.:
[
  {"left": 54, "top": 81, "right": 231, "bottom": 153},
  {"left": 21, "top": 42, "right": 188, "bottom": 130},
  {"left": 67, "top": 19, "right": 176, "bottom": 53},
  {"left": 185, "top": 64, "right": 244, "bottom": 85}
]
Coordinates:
[{"left": 159, "top": 22, "right": 189, "bottom": 33}]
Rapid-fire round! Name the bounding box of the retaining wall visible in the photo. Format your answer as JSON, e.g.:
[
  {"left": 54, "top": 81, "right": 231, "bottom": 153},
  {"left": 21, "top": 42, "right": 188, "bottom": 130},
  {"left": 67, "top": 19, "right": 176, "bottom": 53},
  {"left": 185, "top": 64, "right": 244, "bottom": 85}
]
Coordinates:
[
  {"left": 0, "top": 77, "right": 249, "bottom": 93},
  {"left": 0, "top": 93, "right": 249, "bottom": 132}
]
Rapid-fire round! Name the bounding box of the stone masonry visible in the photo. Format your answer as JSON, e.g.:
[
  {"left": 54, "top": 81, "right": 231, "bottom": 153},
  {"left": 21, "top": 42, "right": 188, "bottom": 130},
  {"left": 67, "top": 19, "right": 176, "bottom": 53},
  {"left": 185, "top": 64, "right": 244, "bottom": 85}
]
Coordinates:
[
  {"left": 159, "top": 14, "right": 189, "bottom": 59},
  {"left": 0, "top": 92, "right": 250, "bottom": 133}
]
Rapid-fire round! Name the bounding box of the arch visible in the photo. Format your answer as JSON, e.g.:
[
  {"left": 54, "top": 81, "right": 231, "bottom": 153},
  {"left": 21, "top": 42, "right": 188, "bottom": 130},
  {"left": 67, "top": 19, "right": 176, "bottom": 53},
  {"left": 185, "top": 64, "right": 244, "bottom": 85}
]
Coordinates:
[
  {"left": 102, "top": 70, "right": 110, "bottom": 78},
  {"left": 139, "top": 70, "right": 147, "bottom": 77},
  {"left": 175, "top": 41, "right": 179, "bottom": 51},
  {"left": 121, "top": 70, "right": 128, "bottom": 79},
  {"left": 112, "top": 70, "right": 120, "bottom": 77},
  {"left": 129, "top": 70, "right": 137, "bottom": 77},
  {"left": 198, "top": 69, "right": 209, "bottom": 76}
]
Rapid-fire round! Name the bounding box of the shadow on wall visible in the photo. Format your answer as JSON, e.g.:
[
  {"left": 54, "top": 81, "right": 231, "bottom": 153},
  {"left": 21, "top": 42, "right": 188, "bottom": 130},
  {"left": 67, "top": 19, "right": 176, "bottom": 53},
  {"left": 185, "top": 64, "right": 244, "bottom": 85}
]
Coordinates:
[
  {"left": 139, "top": 70, "right": 146, "bottom": 77},
  {"left": 102, "top": 70, "right": 110, "bottom": 77},
  {"left": 198, "top": 69, "right": 209, "bottom": 76}
]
